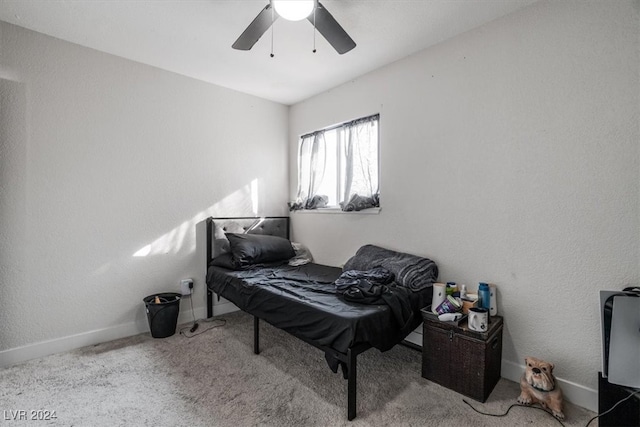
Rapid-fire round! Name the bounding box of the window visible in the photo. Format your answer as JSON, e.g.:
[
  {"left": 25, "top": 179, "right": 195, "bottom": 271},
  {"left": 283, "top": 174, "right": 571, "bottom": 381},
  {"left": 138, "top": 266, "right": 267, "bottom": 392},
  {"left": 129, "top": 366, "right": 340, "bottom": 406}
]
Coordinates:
[{"left": 290, "top": 114, "right": 379, "bottom": 212}]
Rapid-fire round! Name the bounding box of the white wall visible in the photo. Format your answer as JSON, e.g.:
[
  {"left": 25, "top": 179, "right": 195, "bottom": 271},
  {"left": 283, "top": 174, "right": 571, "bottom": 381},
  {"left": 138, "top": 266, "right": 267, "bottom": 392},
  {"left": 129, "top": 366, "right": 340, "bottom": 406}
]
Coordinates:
[
  {"left": 289, "top": 0, "right": 639, "bottom": 411},
  {"left": 0, "top": 22, "right": 288, "bottom": 363}
]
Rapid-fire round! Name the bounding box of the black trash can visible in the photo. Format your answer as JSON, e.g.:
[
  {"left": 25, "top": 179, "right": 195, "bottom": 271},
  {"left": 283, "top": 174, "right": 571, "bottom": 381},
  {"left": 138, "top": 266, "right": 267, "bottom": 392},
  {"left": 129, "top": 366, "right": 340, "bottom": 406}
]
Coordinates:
[{"left": 143, "top": 292, "right": 181, "bottom": 338}]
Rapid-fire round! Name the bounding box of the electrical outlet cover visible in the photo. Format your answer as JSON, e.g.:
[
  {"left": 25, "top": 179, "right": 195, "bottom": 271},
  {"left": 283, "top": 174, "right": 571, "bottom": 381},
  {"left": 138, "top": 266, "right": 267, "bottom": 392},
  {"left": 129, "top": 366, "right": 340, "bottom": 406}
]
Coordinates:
[{"left": 180, "top": 279, "right": 193, "bottom": 296}]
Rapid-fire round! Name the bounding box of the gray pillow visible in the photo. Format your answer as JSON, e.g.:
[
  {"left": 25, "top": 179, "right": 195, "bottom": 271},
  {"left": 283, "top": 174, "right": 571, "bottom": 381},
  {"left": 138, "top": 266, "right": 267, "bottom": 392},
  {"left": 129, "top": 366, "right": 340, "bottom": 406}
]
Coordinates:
[
  {"left": 213, "top": 221, "right": 246, "bottom": 256},
  {"left": 210, "top": 252, "right": 236, "bottom": 270},
  {"left": 226, "top": 233, "right": 295, "bottom": 268}
]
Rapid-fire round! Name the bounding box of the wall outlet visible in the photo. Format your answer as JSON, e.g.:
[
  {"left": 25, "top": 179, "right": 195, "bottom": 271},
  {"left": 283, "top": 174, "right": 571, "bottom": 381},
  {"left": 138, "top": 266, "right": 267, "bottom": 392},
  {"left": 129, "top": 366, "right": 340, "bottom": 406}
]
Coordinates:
[{"left": 180, "top": 278, "right": 194, "bottom": 296}]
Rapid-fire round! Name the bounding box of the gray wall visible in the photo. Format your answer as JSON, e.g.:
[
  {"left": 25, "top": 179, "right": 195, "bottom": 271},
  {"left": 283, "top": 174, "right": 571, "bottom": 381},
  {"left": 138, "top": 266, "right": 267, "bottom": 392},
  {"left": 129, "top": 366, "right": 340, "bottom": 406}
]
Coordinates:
[
  {"left": 289, "top": 0, "right": 639, "bottom": 410},
  {"left": 0, "top": 22, "right": 288, "bottom": 361},
  {"left": 1, "top": 0, "right": 638, "bottom": 413}
]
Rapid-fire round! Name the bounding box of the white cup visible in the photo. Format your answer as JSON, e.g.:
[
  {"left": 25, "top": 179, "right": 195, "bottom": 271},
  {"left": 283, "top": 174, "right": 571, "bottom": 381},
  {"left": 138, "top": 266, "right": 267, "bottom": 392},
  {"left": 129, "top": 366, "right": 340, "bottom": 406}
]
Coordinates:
[
  {"left": 468, "top": 307, "right": 489, "bottom": 332},
  {"left": 431, "top": 283, "right": 446, "bottom": 313}
]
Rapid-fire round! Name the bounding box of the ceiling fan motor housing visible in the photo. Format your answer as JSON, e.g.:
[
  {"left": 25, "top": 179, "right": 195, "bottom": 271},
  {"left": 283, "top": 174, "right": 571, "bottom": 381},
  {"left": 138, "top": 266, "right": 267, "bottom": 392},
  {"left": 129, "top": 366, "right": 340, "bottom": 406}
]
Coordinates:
[{"left": 232, "top": 1, "right": 356, "bottom": 55}]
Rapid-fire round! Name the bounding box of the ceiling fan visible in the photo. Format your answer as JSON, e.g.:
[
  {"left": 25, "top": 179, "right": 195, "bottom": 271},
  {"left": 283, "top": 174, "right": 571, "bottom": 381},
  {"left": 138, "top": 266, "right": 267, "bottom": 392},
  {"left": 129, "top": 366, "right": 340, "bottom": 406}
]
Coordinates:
[{"left": 232, "top": 0, "right": 356, "bottom": 55}]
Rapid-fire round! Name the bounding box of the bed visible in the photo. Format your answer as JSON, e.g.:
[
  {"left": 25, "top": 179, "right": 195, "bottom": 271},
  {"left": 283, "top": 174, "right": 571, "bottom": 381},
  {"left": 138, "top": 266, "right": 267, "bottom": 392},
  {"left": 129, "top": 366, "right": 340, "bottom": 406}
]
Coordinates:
[{"left": 205, "top": 216, "right": 438, "bottom": 420}]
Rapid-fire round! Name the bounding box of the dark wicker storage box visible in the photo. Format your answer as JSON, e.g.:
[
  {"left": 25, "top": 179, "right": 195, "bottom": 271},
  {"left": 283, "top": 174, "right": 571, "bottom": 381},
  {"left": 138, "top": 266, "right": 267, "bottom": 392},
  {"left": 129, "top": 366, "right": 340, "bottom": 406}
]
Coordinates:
[{"left": 421, "top": 311, "right": 503, "bottom": 402}]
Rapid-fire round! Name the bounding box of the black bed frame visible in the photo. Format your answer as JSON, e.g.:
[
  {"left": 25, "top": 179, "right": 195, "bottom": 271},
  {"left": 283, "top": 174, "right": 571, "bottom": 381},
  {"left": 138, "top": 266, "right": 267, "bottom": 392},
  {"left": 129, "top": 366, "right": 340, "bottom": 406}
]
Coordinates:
[{"left": 205, "top": 216, "right": 370, "bottom": 421}]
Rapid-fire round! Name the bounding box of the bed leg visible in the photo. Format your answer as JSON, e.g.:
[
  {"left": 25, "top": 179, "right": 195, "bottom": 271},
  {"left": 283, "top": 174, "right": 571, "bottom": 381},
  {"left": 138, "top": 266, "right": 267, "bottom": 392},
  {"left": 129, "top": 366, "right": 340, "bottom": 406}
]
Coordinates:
[
  {"left": 207, "top": 289, "right": 213, "bottom": 319},
  {"left": 347, "top": 348, "right": 357, "bottom": 421},
  {"left": 254, "top": 316, "right": 260, "bottom": 355}
]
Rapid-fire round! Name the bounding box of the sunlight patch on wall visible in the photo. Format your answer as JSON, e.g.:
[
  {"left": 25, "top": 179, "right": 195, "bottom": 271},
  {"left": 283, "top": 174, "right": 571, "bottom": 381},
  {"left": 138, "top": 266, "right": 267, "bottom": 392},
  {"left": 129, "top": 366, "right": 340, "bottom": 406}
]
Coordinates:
[
  {"left": 0, "top": 68, "right": 22, "bottom": 82},
  {"left": 91, "top": 261, "right": 112, "bottom": 277},
  {"left": 251, "top": 178, "right": 259, "bottom": 215},
  {"left": 133, "top": 179, "right": 261, "bottom": 257}
]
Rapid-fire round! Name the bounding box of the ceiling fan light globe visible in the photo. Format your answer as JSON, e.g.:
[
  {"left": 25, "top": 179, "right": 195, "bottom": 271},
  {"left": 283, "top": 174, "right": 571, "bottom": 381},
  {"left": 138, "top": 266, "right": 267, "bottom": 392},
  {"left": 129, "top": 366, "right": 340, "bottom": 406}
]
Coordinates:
[{"left": 272, "top": 0, "right": 315, "bottom": 21}]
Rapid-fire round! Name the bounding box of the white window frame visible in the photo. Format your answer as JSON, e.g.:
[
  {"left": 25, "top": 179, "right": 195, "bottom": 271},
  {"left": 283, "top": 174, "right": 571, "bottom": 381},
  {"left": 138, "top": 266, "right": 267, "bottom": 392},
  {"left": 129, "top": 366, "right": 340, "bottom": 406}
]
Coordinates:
[{"left": 292, "top": 114, "right": 381, "bottom": 213}]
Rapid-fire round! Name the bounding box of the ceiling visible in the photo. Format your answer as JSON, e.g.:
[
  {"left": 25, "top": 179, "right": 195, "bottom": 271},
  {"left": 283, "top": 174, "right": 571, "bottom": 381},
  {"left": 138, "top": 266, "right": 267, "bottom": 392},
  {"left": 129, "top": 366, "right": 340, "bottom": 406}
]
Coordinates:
[{"left": 0, "top": 0, "right": 538, "bottom": 105}]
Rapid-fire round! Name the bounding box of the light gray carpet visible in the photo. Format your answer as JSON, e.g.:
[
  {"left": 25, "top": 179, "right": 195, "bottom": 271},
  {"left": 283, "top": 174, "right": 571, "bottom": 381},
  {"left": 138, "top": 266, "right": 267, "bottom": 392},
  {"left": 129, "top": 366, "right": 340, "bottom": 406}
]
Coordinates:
[{"left": 1, "top": 311, "right": 596, "bottom": 426}]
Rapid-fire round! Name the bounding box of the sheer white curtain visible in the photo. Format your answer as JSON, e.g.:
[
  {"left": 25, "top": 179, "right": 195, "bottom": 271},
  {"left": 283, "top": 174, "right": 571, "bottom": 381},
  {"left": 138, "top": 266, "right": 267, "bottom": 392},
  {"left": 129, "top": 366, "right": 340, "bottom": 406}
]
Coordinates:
[
  {"left": 340, "top": 116, "right": 379, "bottom": 211},
  {"left": 289, "top": 131, "right": 328, "bottom": 210}
]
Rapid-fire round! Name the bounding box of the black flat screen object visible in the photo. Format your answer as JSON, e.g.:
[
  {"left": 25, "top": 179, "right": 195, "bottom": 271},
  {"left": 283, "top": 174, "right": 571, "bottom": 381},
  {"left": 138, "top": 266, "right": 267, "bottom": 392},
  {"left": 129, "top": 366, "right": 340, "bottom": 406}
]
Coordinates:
[{"left": 598, "top": 372, "right": 639, "bottom": 427}]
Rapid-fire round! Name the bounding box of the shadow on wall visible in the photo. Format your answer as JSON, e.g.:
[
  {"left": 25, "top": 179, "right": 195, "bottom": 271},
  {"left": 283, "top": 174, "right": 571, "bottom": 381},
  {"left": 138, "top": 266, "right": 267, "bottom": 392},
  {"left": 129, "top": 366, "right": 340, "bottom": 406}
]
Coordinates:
[
  {"left": 131, "top": 178, "right": 261, "bottom": 258},
  {"left": 0, "top": 78, "right": 28, "bottom": 347}
]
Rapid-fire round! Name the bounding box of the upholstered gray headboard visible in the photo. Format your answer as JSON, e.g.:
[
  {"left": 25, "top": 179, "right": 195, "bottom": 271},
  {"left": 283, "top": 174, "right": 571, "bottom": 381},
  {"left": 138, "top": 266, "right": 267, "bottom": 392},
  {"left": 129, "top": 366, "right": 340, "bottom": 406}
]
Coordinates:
[{"left": 205, "top": 216, "right": 290, "bottom": 263}]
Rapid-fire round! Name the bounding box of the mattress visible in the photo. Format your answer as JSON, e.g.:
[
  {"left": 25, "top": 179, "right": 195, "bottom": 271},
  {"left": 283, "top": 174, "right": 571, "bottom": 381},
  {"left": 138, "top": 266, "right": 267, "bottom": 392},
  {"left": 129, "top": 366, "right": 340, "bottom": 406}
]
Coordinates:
[{"left": 207, "top": 262, "right": 431, "bottom": 354}]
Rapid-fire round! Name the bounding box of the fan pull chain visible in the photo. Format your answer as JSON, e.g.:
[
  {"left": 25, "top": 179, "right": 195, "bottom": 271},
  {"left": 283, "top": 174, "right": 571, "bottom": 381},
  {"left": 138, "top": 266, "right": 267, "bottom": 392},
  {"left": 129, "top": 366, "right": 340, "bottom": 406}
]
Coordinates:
[
  {"left": 312, "top": 7, "right": 317, "bottom": 53},
  {"left": 270, "top": 5, "right": 275, "bottom": 58}
]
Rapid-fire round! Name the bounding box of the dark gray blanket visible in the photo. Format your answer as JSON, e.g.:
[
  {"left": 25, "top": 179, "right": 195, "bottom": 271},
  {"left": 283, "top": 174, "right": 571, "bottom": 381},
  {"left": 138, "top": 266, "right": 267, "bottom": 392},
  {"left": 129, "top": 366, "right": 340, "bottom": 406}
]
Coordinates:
[
  {"left": 334, "top": 267, "right": 395, "bottom": 292},
  {"left": 343, "top": 244, "right": 438, "bottom": 292},
  {"left": 334, "top": 267, "right": 414, "bottom": 336}
]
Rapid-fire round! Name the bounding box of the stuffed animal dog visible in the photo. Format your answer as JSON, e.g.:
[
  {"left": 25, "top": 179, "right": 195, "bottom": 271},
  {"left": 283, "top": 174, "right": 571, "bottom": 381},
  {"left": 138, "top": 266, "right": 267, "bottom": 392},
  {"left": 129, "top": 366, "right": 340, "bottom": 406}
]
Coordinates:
[{"left": 518, "top": 356, "right": 565, "bottom": 420}]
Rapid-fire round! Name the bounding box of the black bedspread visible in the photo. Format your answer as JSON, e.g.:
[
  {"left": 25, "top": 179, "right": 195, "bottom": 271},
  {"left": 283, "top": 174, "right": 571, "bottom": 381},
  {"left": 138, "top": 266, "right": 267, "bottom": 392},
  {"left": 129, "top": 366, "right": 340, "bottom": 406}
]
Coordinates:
[{"left": 207, "top": 262, "right": 431, "bottom": 354}]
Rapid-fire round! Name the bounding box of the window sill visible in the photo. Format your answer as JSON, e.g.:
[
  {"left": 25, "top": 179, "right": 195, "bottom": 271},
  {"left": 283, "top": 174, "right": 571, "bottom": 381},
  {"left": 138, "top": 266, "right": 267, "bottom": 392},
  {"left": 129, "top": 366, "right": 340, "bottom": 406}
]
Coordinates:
[{"left": 292, "top": 207, "right": 381, "bottom": 215}]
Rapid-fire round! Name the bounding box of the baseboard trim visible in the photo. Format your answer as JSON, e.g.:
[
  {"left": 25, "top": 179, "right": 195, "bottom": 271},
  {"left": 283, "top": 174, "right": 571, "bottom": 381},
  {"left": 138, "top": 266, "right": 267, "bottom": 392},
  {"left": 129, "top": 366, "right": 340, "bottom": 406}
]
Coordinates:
[
  {"left": 404, "top": 330, "right": 423, "bottom": 347},
  {"left": 0, "top": 321, "right": 145, "bottom": 369},
  {"left": 383, "top": 322, "right": 597, "bottom": 412},
  {"left": 0, "top": 301, "right": 239, "bottom": 369},
  {"left": 210, "top": 300, "right": 239, "bottom": 317},
  {"left": 0, "top": 306, "right": 597, "bottom": 413},
  {"left": 501, "top": 359, "right": 597, "bottom": 412}
]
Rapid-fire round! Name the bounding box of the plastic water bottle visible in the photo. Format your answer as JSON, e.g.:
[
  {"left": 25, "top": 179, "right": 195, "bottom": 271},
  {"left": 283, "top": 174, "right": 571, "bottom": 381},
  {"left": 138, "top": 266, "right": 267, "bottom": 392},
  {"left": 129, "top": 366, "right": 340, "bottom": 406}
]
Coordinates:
[
  {"left": 446, "top": 282, "right": 456, "bottom": 296},
  {"left": 478, "top": 282, "right": 491, "bottom": 310}
]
